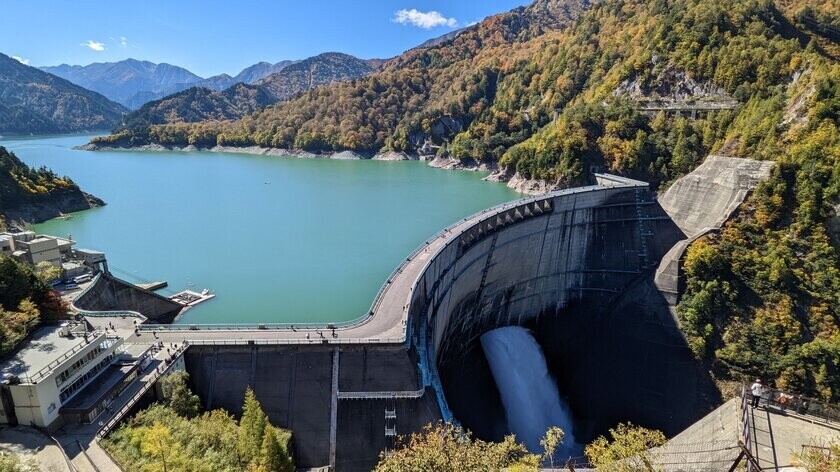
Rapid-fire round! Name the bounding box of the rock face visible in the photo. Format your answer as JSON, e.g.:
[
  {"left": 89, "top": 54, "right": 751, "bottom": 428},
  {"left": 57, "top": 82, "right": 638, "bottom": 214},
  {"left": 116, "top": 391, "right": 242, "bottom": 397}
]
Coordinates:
[
  {"left": 428, "top": 155, "right": 496, "bottom": 173},
  {"left": 3, "top": 190, "right": 104, "bottom": 226},
  {"left": 372, "top": 151, "right": 416, "bottom": 161},
  {"left": 484, "top": 168, "right": 565, "bottom": 195},
  {"left": 828, "top": 202, "right": 840, "bottom": 250},
  {"left": 331, "top": 150, "right": 367, "bottom": 160},
  {"left": 615, "top": 64, "right": 732, "bottom": 101}
]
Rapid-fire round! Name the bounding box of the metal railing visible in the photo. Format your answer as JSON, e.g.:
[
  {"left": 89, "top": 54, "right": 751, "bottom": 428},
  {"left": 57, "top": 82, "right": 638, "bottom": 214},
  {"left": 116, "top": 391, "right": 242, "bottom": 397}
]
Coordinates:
[
  {"left": 24, "top": 330, "right": 105, "bottom": 384},
  {"left": 79, "top": 310, "right": 146, "bottom": 319},
  {"left": 183, "top": 337, "right": 405, "bottom": 346},
  {"left": 758, "top": 386, "right": 840, "bottom": 426},
  {"left": 739, "top": 384, "right": 754, "bottom": 471},
  {"left": 337, "top": 389, "right": 426, "bottom": 400},
  {"left": 141, "top": 322, "right": 361, "bottom": 331}
]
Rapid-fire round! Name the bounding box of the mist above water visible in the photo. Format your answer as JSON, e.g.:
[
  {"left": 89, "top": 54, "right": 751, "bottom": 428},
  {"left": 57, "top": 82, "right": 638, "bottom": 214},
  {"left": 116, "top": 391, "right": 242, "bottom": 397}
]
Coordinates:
[{"left": 481, "top": 326, "right": 579, "bottom": 460}]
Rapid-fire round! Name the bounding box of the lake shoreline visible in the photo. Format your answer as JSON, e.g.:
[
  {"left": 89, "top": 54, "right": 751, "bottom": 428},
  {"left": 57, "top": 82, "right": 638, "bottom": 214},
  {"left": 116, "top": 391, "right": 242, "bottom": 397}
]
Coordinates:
[
  {"left": 76, "top": 142, "right": 554, "bottom": 195},
  {"left": 15, "top": 133, "right": 521, "bottom": 324}
]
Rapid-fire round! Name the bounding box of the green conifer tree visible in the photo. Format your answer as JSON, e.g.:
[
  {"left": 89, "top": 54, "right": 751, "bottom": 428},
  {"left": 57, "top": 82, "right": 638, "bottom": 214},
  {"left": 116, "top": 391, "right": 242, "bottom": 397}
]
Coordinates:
[{"left": 238, "top": 388, "right": 268, "bottom": 465}]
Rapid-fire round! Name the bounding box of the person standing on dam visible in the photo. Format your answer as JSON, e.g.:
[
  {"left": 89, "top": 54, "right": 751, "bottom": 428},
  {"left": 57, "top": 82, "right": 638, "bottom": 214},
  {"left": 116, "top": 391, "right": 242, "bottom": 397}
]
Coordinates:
[{"left": 751, "top": 379, "right": 764, "bottom": 408}]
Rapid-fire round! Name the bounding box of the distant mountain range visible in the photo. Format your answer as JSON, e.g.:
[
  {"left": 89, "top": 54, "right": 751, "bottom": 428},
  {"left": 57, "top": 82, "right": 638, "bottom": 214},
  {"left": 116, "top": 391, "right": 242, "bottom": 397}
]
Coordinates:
[
  {"left": 41, "top": 59, "right": 202, "bottom": 109},
  {"left": 41, "top": 59, "right": 300, "bottom": 109},
  {"left": 0, "top": 52, "right": 126, "bottom": 134},
  {"left": 119, "top": 53, "right": 378, "bottom": 130}
]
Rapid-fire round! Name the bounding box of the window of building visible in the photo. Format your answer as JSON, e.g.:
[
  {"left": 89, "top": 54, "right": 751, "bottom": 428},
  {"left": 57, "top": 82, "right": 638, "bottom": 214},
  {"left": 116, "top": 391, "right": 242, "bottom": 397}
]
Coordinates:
[
  {"left": 58, "top": 354, "right": 116, "bottom": 404},
  {"left": 55, "top": 338, "right": 118, "bottom": 387}
]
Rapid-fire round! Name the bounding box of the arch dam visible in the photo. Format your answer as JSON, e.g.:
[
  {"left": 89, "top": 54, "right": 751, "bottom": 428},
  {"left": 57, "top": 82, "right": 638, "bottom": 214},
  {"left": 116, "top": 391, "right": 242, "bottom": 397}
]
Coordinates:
[{"left": 81, "top": 157, "right": 774, "bottom": 471}]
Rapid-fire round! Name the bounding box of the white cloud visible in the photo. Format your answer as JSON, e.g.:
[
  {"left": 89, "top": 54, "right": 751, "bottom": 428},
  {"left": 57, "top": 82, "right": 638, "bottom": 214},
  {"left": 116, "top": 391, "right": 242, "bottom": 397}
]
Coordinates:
[
  {"left": 120, "top": 36, "right": 128, "bottom": 48},
  {"left": 81, "top": 40, "right": 105, "bottom": 51},
  {"left": 393, "top": 9, "right": 457, "bottom": 29},
  {"left": 11, "top": 55, "right": 30, "bottom": 65}
]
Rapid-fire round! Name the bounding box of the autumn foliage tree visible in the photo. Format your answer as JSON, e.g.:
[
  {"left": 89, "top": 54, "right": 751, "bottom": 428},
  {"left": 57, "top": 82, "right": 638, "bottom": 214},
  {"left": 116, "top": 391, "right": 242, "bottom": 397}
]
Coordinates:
[
  {"left": 103, "top": 385, "right": 293, "bottom": 472},
  {"left": 374, "top": 422, "right": 540, "bottom": 472},
  {"left": 584, "top": 423, "right": 667, "bottom": 472}
]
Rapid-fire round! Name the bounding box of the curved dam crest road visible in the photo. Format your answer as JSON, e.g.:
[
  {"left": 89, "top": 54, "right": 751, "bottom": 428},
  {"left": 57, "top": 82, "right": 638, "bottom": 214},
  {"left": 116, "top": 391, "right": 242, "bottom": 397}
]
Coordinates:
[
  {"left": 124, "top": 175, "right": 648, "bottom": 345},
  {"left": 101, "top": 156, "right": 774, "bottom": 346}
]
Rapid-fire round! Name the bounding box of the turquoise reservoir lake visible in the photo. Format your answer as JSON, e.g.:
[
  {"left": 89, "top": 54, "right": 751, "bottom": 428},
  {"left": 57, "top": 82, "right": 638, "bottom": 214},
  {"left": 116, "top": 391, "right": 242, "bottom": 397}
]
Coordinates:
[{"left": 1, "top": 134, "right": 520, "bottom": 324}]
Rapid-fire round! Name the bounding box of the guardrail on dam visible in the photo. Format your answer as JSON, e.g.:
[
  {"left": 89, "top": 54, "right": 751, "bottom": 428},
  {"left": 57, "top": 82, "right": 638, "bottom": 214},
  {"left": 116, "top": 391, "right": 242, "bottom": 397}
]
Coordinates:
[{"left": 86, "top": 163, "right": 779, "bottom": 470}]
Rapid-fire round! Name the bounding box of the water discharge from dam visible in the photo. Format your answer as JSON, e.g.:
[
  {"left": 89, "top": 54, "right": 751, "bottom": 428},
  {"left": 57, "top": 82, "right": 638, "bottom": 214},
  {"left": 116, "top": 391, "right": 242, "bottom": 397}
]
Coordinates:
[{"left": 480, "top": 326, "right": 580, "bottom": 459}]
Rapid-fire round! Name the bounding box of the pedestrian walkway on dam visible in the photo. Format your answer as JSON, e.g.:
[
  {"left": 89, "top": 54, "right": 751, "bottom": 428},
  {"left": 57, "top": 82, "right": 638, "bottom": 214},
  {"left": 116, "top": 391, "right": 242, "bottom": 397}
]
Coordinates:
[
  {"left": 649, "top": 390, "right": 840, "bottom": 470},
  {"left": 745, "top": 386, "right": 840, "bottom": 470}
]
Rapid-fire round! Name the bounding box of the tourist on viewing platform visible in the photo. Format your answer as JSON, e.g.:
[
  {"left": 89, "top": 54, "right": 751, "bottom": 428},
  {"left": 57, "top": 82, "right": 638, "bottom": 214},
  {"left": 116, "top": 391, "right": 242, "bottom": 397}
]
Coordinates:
[{"left": 751, "top": 379, "right": 764, "bottom": 408}]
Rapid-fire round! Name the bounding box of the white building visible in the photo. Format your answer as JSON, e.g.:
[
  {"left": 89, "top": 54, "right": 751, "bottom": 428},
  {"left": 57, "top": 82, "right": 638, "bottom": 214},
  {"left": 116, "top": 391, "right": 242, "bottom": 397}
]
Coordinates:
[{"left": 0, "top": 321, "right": 139, "bottom": 430}]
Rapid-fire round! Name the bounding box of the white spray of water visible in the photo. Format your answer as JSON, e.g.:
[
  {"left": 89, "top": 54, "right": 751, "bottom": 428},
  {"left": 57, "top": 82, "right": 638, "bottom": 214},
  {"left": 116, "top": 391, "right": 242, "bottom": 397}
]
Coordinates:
[{"left": 481, "top": 326, "right": 579, "bottom": 459}]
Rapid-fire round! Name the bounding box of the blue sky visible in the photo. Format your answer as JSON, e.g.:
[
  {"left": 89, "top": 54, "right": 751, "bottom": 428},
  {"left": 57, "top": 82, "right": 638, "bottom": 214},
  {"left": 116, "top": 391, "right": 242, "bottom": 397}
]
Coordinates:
[{"left": 2, "top": 0, "right": 530, "bottom": 77}]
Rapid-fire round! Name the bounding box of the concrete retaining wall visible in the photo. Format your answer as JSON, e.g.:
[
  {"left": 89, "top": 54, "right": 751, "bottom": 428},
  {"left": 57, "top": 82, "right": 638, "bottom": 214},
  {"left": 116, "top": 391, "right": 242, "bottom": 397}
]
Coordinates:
[
  {"left": 655, "top": 155, "right": 775, "bottom": 301},
  {"left": 74, "top": 274, "right": 183, "bottom": 323}
]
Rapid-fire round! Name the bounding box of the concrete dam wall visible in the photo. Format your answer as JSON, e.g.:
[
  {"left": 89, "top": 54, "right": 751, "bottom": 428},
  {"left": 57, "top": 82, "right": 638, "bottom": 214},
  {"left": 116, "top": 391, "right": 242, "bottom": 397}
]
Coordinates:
[
  {"left": 183, "top": 345, "right": 439, "bottom": 471},
  {"left": 405, "top": 177, "right": 719, "bottom": 444},
  {"left": 158, "top": 164, "right": 771, "bottom": 470}
]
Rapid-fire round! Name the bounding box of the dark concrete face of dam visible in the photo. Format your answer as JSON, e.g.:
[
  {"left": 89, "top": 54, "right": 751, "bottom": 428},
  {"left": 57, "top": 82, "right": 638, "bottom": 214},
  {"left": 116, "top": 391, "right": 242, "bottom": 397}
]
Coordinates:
[
  {"left": 183, "top": 345, "right": 439, "bottom": 471},
  {"left": 421, "top": 185, "right": 721, "bottom": 446}
]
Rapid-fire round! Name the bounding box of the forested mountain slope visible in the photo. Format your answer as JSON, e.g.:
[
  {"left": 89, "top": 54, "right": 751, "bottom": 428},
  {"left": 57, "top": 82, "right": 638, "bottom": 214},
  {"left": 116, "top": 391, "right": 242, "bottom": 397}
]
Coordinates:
[
  {"left": 91, "top": 0, "right": 590, "bottom": 147},
  {"left": 0, "top": 53, "right": 126, "bottom": 134},
  {"left": 0, "top": 147, "right": 103, "bottom": 225}
]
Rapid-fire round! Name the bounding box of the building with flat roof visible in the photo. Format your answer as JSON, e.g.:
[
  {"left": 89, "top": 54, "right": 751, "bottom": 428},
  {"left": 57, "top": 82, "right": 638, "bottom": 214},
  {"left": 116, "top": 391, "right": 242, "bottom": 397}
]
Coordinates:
[
  {"left": 0, "top": 231, "right": 74, "bottom": 268},
  {"left": 0, "top": 232, "right": 109, "bottom": 281},
  {"left": 0, "top": 321, "right": 134, "bottom": 430}
]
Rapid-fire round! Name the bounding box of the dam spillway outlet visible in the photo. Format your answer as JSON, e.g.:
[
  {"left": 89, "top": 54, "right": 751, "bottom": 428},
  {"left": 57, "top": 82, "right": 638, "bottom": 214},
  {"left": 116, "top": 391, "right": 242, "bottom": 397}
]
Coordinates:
[{"left": 480, "top": 326, "right": 579, "bottom": 459}]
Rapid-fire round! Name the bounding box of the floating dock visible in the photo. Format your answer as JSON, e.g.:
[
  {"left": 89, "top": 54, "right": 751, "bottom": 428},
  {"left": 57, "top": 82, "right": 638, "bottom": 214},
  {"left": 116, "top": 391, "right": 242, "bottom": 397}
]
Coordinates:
[{"left": 170, "top": 289, "right": 215, "bottom": 307}]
